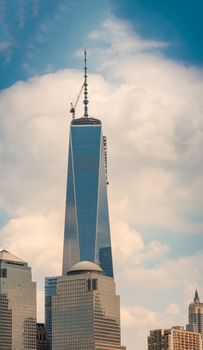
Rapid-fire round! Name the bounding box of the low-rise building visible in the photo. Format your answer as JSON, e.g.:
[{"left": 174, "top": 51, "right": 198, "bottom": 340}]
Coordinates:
[{"left": 148, "top": 326, "right": 202, "bottom": 350}]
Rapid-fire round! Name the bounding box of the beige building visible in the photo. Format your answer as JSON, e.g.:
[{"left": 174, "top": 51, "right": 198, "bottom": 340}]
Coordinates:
[
  {"left": 186, "top": 290, "right": 203, "bottom": 339},
  {"left": 148, "top": 326, "right": 202, "bottom": 350},
  {"left": 52, "top": 261, "right": 126, "bottom": 350},
  {"left": 0, "top": 249, "right": 36, "bottom": 350}
]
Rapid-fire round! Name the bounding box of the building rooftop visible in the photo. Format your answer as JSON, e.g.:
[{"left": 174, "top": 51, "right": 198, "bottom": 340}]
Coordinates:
[
  {"left": 71, "top": 117, "right": 101, "bottom": 125},
  {"left": 194, "top": 290, "right": 200, "bottom": 303},
  {"left": 67, "top": 261, "right": 103, "bottom": 275},
  {"left": 0, "top": 249, "right": 26, "bottom": 265}
]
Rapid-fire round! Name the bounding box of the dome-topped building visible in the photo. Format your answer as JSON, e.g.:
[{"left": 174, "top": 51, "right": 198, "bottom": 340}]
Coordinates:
[
  {"left": 52, "top": 259, "right": 126, "bottom": 350},
  {"left": 67, "top": 261, "right": 103, "bottom": 275}
]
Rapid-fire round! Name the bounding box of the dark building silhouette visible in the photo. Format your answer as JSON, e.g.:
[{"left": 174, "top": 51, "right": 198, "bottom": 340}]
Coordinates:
[{"left": 37, "top": 323, "right": 50, "bottom": 350}]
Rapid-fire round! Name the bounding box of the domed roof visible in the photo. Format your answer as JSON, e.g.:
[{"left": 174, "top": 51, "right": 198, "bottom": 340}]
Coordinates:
[{"left": 67, "top": 261, "right": 103, "bottom": 275}]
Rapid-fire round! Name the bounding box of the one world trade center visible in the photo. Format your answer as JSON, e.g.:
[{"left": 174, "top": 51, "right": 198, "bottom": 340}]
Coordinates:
[{"left": 62, "top": 52, "right": 113, "bottom": 278}]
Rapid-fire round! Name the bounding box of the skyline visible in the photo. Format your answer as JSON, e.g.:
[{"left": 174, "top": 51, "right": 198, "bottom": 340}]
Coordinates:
[{"left": 0, "top": 1, "right": 203, "bottom": 349}]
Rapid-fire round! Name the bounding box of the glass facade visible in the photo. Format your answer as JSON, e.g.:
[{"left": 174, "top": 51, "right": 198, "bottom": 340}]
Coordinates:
[
  {"left": 62, "top": 117, "right": 113, "bottom": 277},
  {"left": 45, "top": 277, "right": 57, "bottom": 349},
  {"left": 0, "top": 250, "right": 36, "bottom": 350},
  {"left": 52, "top": 263, "right": 126, "bottom": 350}
]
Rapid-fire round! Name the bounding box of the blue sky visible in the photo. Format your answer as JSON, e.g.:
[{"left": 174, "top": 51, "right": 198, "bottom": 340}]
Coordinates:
[
  {"left": 0, "top": 1, "right": 203, "bottom": 349},
  {"left": 1, "top": 0, "right": 203, "bottom": 89},
  {"left": 112, "top": 0, "right": 203, "bottom": 63}
]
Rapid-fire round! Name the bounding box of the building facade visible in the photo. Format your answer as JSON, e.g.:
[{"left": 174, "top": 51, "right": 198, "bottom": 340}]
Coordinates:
[
  {"left": 52, "top": 261, "right": 125, "bottom": 350},
  {"left": 186, "top": 290, "right": 203, "bottom": 339},
  {"left": 62, "top": 117, "right": 113, "bottom": 278},
  {"left": 148, "top": 326, "right": 202, "bottom": 350},
  {"left": 0, "top": 249, "right": 36, "bottom": 350},
  {"left": 148, "top": 329, "right": 163, "bottom": 350},
  {"left": 37, "top": 323, "right": 50, "bottom": 350},
  {"left": 45, "top": 277, "right": 57, "bottom": 349}
]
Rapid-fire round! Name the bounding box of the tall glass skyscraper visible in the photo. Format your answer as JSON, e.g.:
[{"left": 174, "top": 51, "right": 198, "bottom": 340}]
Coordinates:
[
  {"left": 62, "top": 117, "right": 113, "bottom": 277},
  {"left": 46, "top": 52, "right": 120, "bottom": 349}
]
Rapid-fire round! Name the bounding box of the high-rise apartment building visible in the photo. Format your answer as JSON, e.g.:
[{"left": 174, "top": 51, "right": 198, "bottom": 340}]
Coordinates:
[
  {"left": 0, "top": 249, "right": 36, "bottom": 350},
  {"left": 186, "top": 290, "right": 203, "bottom": 339},
  {"left": 148, "top": 326, "right": 202, "bottom": 350},
  {"left": 52, "top": 261, "right": 126, "bottom": 350}
]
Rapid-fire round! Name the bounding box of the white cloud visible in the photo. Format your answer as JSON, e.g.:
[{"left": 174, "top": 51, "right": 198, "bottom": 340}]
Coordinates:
[
  {"left": 0, "top": 16, "right": 203, "bottom": 350},
  {"left": 88, "top": 17, "right": 168, "bottom": 55},
  {"left": 121, "top": 303, "right": 184, "bottom": 350},
  {"left": 0, "top": 213, "right": 62, "bottom": 277},
  {"left": 111, "top": 221, "right": 169, "bottom": 267},
  {"left": 118, "top": 253, "right": 203, "bottom": 291},
  {"left": 0, "top": 213, "right": 63, "bottom": 321}
]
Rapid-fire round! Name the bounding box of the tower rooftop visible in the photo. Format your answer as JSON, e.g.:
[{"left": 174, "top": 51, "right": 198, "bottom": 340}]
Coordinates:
[
  {"left": 194, "top": 290, "right": 200, "bottom": 303},
  {"left": 0, "top": 249, "right": 26, "bottom": 265},
  {"left": 71, "top": 117, "right": 101, "bottom": 125},
  {"left": 67, "top": 261, "right": 103, "bottom": 275}
]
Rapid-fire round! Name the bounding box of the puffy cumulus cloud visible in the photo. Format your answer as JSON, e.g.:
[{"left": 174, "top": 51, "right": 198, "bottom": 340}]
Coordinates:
[
  {"left": 87, "top": 17, "right": 168, "bottom": 58},
  {"left": 0, "top": 16, "right": 203, "bottom": 350},
  {"left": 111, "top": 222, "right": 145, "bottom": 265},
  {"left": 115, "top": 250, "right": 203, "bottom": 345},
  {"left": 111, "top": 221, "right": 169, "bottom": 268},
  {"left": 118, "top": 253, "right": 203, "bottom": 291},
  {"left": 0, "top": 70, "right": 93, "bottom": 216},
  {"left": 121, "top": 303, "right": 184, "bottom": 350},
  {"left": 87, "top": 18, "right": 203, "bottom": 234},
  {"left": 0, "top": 212, "right": 63, "bottom": 320},
  {"left": 0, "top": 213, "right": 62, "bottom": 277},
  {"left": 121, "top": 303, "right": 182, "bottom": 329}
]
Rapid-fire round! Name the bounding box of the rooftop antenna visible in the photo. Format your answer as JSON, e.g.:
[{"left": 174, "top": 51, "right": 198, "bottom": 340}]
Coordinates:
[{"left": 83, "top": 49, "right": 89, "bottom": 118}]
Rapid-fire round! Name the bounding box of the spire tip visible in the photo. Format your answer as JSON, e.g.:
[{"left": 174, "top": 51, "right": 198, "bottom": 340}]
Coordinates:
[{"left": 194, "top": 290, "right": 200, "bottom": 303}]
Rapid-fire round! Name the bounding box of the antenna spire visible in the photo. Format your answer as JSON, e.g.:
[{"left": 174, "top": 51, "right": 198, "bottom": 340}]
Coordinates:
[{"left": 83, "top": 49, "right": 89, "bottom": 118}]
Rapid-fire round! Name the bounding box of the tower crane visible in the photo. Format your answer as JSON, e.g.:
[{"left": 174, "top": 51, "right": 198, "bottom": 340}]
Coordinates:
[{"left": 70, "top": 82, "right": 84, "bottom": 120}]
